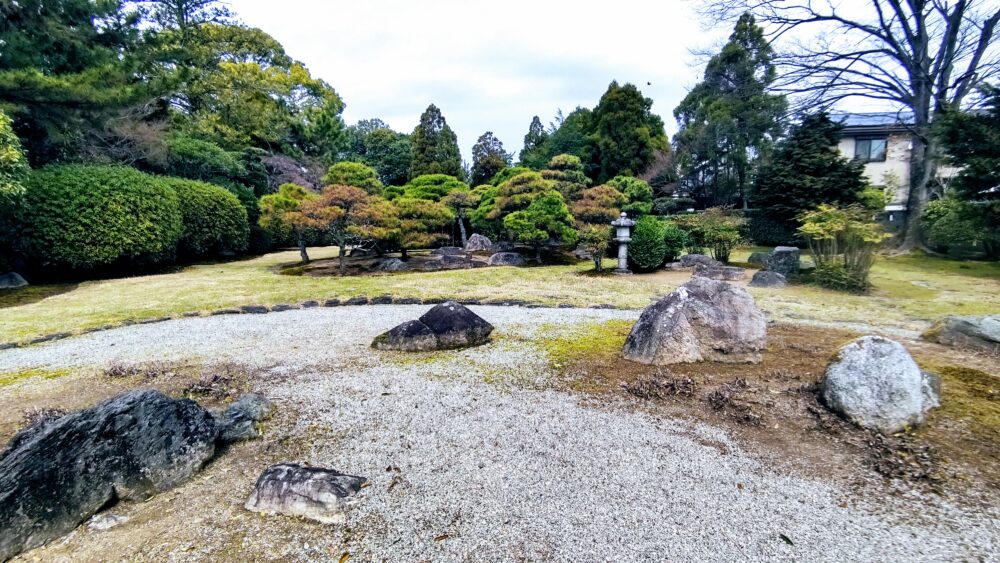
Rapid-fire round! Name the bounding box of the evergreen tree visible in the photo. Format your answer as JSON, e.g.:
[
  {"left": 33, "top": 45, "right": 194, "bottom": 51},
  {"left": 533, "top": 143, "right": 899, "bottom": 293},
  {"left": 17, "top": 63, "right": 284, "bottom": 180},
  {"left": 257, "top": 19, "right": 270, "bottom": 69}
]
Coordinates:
[
  {"left": 470, "top": 131, "right": 512, "bottom": 186},
  {"left": 673, "top": 12, "right": 786, "bottom": 209},
  {"left": 409, "top": 104, "right": 463, "bottom": 179},
  {"left": 591, "top": 81, "right": 668, "bottom": 182},
  {"left": 752, "top": 113, "right": 868, "bottom": 226},
  {"left": 503, "top": 190, "right": 577, "bottom": 262},
  {"left": 541, "top": 154, "right": 590, "bottom": 202},
  {"left": 519, "top": 116, "right": 548, "bottom": 165},
  {"left": 607, "top": 176, "right": 654, "bottom": 217}
]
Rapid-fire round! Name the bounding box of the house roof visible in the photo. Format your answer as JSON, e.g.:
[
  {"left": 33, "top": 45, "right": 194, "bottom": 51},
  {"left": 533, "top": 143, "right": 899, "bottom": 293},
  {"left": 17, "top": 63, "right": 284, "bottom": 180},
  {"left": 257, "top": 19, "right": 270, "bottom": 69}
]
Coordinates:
[{"left": 832, "top": 111, "right": 914, "bottom": 135}]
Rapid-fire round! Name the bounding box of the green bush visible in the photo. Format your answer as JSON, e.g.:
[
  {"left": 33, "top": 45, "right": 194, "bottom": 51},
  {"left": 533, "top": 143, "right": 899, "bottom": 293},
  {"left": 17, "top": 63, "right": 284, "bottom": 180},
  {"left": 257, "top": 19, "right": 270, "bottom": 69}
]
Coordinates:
[
  {"left": 673, "top": 209, "right": 743, "bottom": 262},
  {"left": 608, "top": 175, "right": 654, "bottom": 216},
  {"left": 652, "top": 197, "right": 695, "bottom": 215},
  {"left": 798, "top": 204, "right": 890, "bottom": 293},
  {"left": 809, "top": 262, "right": 870, "bottom": 293},
  {"left": 661, "top": 220, "right": 688, "bottom": 263},
  {"left": 402, "top": 174, "right": 468, "bottom": 201},
  {"left": 922, "top": 198, "right": 988, "bottom": 255},
  {"left": 22, "top": 165, "right": 183, "bottom": 269},
  {"left": 165, "top": 135, "right": 246, "bottom": 183},
  {"left": 164, "top": 178, "right": 249, "bottom": 257},
  {"left": 628, "top": 216, "right": 666, "bottom": 272},
  {"left": 323, "top": 161, "right": 383, "bottom": 194}
]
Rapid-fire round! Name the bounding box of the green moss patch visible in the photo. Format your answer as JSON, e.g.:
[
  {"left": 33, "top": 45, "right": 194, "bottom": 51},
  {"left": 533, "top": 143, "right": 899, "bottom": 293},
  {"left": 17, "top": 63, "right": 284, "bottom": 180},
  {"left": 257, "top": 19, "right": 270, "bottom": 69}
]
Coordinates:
[
  {"left": 0, "top": 367, "right": 72, "bottom": 387},
  {"left": 538, "top": 320, "right": 633, "bottom": 371}
]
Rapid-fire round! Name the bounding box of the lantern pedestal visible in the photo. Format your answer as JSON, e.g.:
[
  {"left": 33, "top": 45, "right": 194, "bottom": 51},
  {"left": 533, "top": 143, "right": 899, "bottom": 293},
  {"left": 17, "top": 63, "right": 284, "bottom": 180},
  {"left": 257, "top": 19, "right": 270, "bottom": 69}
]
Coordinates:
[{"left": 611, "top": 212, "right": 636, "bottom": 275}]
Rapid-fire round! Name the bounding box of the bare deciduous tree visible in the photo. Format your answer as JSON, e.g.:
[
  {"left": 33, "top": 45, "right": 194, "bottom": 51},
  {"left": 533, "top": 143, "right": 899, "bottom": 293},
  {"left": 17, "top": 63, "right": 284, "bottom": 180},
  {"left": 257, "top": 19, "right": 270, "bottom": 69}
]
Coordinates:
[{"left": 698, "top": 0, "right": 1000, "bottom": 249}]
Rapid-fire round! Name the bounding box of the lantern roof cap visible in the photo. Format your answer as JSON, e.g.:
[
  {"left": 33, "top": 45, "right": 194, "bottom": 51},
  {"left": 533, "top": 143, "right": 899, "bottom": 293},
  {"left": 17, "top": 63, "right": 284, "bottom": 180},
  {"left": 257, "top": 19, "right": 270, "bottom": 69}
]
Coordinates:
[{"left": 612, "top": 212, "right": 635, "bottom": 227}]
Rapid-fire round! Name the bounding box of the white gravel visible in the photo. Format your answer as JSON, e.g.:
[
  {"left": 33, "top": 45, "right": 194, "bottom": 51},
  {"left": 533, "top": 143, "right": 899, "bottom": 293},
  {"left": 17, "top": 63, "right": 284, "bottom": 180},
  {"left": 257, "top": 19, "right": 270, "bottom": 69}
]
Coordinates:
[{"left": 2, "top": 306, "right": 998, "bottom": 561}]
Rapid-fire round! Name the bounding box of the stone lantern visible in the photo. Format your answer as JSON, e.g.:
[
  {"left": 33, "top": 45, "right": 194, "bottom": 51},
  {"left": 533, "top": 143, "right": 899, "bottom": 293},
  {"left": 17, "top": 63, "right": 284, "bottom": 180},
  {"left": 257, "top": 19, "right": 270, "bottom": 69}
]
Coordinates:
[{"left": 611, "top": 212, "right": 636, "bottom": 275}]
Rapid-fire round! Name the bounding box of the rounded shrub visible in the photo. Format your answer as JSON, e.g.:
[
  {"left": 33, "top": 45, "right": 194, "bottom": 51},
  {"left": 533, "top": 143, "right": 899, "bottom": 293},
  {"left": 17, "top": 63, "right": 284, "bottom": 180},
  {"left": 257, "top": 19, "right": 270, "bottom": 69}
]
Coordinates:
[
  {"left": 627, "top": 215, "right": 667, "bottom": 272},
  {"left": 22, "top": 165, "right": 183, "bottom": 269},
  {"left": 164, "top": 177, "right": 249, "bottom": 257},
  {"left": 661, "top": 220, "right": 688, "bottom": 263}
]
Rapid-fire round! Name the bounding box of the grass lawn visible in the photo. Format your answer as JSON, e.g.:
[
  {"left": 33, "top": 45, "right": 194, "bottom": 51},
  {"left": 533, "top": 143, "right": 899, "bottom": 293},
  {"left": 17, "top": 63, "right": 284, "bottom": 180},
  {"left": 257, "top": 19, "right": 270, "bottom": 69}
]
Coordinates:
[{"left": 1, "top": 246, "right": 998, "bottom": 344}]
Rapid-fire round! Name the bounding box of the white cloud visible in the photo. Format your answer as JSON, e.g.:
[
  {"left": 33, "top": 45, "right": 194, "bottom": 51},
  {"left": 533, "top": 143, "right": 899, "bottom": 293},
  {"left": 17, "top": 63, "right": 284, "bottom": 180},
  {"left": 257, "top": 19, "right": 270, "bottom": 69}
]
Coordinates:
[{"left": 232, "top": 0, "right": 729, "bottom": 162}]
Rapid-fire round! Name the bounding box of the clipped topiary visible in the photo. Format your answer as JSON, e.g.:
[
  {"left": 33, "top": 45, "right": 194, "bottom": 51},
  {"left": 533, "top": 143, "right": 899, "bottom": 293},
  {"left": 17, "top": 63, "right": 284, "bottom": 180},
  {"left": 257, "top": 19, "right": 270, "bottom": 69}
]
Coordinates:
[
  {"left": 22, "top": 165, "right": 183, "bottom": 269},
  {"left": 661, "top": 220, "right": 688, "bottom": 263},
  {"left": 627, "top": 215, "right": 667, "bottom": 272},
  {"left": 322, "top": 161, "right": 383, "bottom": 195},
  {"left": 164, "top": 177, "right": 249, "bottom": 257}
]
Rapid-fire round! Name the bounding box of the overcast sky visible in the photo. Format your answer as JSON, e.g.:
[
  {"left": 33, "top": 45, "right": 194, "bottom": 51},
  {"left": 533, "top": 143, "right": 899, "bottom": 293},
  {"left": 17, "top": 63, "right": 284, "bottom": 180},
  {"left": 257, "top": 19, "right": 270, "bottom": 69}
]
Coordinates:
[{"left": 234, "top": 0, "right": 729, "bottom": 162}]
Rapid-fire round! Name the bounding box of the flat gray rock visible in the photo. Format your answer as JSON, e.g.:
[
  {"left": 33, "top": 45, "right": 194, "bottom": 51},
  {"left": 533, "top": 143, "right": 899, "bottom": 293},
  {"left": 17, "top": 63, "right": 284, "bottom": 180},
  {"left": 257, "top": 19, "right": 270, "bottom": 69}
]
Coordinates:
[
  {"left": 487, "top": 252, "right": 526, "bottom": 267},
  {"left": 923, "top": 315, "right": 1000, "bottom": 354},
  {"left": 748, "top": 252, "right": 770, "bottom": 266},
  {"left": 622, "top": 277, "right": 767, "bottom": 365},
  {"left": 245, "top": 463, "right": 367, "bottom": 524},
  {"left": 821, "top": 336, "right": 940, "bottom": 433},
  {"left": 694, "top": 265, "right": 745, "bottom": 281}
]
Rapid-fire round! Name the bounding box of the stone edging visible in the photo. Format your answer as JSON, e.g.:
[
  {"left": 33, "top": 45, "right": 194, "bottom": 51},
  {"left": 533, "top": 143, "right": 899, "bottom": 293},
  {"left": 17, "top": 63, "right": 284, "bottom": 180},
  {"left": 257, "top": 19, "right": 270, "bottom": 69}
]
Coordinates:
[{"left": 0, "top": 297, "right": 628, "bottom": 350}]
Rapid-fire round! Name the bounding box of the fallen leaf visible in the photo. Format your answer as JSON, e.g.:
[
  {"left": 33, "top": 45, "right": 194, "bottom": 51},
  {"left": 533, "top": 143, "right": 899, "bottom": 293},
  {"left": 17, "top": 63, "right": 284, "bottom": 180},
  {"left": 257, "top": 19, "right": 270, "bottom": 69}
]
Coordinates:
[
  {"left": 736, "top": 483, "right": 744, "bottom": 490},
  {"left": 779, "top": 533, "right": 794, "bottom": 546},
  {"left": 339, "top": 553, "right": 350, "bottom": 563},
  {"left": 434, "top": 534, "right": 450, "bottom": 542}
]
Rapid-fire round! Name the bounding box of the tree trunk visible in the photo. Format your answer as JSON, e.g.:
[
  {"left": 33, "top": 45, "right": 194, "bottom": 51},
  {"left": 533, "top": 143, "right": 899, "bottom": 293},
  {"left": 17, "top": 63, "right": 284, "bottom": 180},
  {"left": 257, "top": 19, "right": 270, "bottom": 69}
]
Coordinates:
[
  {"left": 297, "top": 233, "right": 309, "bottom": 264},
  {"left": 898, "top": 129, "right": 936, "bottom": 252},
  {"left": 458, "top": 216, "right": 468, "bottom": 248},
  {"left": 593, "top": 251, "right": 603, "bottom": 272},
  {"left": 534, "top": 245, "right": 542, "bottom": 264},
  {"left": 400, "top": 247, "right": 408, "bottom": 260},
  {"left": 338, "top": 242, "right": 347, "bottom": 276}
]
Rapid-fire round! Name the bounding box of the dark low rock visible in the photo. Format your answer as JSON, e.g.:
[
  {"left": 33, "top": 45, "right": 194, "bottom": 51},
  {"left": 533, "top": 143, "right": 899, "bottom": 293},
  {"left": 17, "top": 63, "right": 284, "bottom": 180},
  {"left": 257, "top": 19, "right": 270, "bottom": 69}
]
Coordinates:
[
  {"left": 345, "top": 296, "right": 369, "bottom": 305},
  {"left": 211, "top": 309, "right": 240, "bottom": 316},
  {"left": 245, "top": 464, "right": 367, "bottom": 524},
  {"left": 373, "top": 258, "right": 409, "bottom": 272},
  {"left": 694, "top": 266, "right": 746, "bottom": 281},
  {"left": 393, "top": 297, "right": 422, "bottom": 305},
  {"left": 749, "top": 271, "right": 787, "bottom": 288},
  {"left": 28, "top": 333, "right": 71, "bottom": 345},
  {"left": 0, "top": 343, "right": 17, "bottom": 350},
  {"left": 370, "top": 295, "right": 394, "bottom": 305},
  {"left": 767, "top": 246, "right": 800, "bottom": 277},
  {"left": 301, "top": 300, "right": 319, "bottom": 308},
  {"left": 487, "top": 252, "right": 526, "bottom": 267},
  {"left": 0, "top": 390, "right": 218, "bottom": 561},
  {"left": 323, "top": 299, "right": 341, "bottom": 307},
  {"left": 217, "top": 394, "right": 274, "bottom": 443},
  {"left": 372, "top": 319, "right": 438, "bottom": 352},
  {"left": 747, "top": 252, "right": 770, "bottom": 267},
  {"left": 431, "top": 246, "right": 466, "bottom": 256},
  {"left": 269, "top": 304, "right": 298, "bottom": 312},
  {"left": 464, "top": 234, "right": 493, "bottom": 252},
  {"left": 240, "top": 305, "right": 269, "bottom": 314},
  {"left": 0, "top": 272, "right": 27, "bottom": 290},
  {"left": 679, "top": 254, "right": 721, "bottom": 269},
  {"left": 923, "top": 315, "right": 1000, "bottom": 354},
  {"left": 372, "top": 301, "right": 494, "bottom": 352}
]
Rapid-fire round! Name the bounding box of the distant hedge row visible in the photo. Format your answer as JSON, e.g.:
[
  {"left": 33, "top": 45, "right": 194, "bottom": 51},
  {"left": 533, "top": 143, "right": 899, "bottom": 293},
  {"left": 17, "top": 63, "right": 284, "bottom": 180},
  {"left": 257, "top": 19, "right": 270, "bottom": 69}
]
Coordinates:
[{"left": 22, "top": 165, "right": 249, "bottom": 270}]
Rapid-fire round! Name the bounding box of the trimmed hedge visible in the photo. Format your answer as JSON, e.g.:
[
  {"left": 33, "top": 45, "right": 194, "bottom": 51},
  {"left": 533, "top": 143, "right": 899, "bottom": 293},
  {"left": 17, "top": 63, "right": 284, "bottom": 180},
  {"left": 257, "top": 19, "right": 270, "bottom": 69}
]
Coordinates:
[
  {"left": 164, "top": 178, "right": 249, "bottom": 257},
  {"left": 22, "top": 165, "right": 183, "bottom": 269},
  {"left": 628, "top": 216, "right": 667, "bottom": 272}
]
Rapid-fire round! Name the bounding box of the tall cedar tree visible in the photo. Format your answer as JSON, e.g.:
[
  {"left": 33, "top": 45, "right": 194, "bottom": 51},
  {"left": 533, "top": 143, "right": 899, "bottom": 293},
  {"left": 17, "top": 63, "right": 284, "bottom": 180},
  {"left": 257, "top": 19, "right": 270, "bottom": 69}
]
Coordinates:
[
  {"left": 519, "top": 116, "right": 548, "bottom": 165},
  {"left": 591, "top": 82, "right": 669, "bottom": 182},
  {"left": 409, "top": 104, "right": 463, "bottom": 180},
  {"left": 470, "top": 132, "right": 512, "bottom": 186},
  {"left": 752, "top": 113, "right": 868, "bottom": 226},
  {"left": 673, "top": 13, "right": 786, "bottom": 209},
  {"left": 518, "top": 108, "right": 596, "bottom": 172}
]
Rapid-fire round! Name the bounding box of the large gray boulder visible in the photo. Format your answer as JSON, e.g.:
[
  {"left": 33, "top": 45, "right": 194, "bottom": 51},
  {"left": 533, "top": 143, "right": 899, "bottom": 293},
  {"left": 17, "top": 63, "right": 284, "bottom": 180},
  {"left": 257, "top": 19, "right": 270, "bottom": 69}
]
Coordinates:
[
  {"left": 923, "top": 315, "right": 1000, "bottom": 354},
  {"left": 431, "top": 246, "right": 466, "bottom": 256},
  {"left": 487, "top": 252, "right": 526, "bottom": 267},
  {"left": 747, "top": 252, "right": 770, "bottom": 267},
  {"left": 373, "top": 258, "right": 409, "bottom": 272},
  {"left": 372, "top": 301, "right": 494, "bottom": 351},
  {"left": 767, "top": 246, "right": 800, "bottom": 277},
  {"left": 622, "top": 277, "right": 767, "bottom": 365},
  {"left": 464, "top": 234, "right": 493, "bottom": 252},
  {"left": 821, "top": 336, "right": 940, "bottom": 434},
  {"left": 0, "top": 390, "right": 218, "bottom": 561},
  {"left": 245, "top": 464, "right": 367, "bottom": 524},
  {"left": 0, "top": 272, "right": 27, "bottom": 290},
  {"left": 749, "top": 271, "right": 787, "bottom": 288}
]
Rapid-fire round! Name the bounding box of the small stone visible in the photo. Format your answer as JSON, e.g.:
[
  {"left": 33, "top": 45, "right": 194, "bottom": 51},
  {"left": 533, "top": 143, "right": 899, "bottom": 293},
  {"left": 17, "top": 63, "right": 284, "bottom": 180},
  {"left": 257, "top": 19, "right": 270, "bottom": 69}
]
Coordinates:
[
  {"left": 240, "top": 305, "right": 269, "bottom": 314},
  {"left": 301, "top": 301, "right": 319, "bottom": 308},
  {"left": 373, "top": 258, "right": 408, "bottom": 272},
  {"left": 393, "top": 297, "right": 422, "bottom": 305},
  {"left": 370, "top": 295, "right": 394, "bottom": 305},
  {"left": 269, "top": 304, "right": 298, "bottom": 312},
  {"left": 323, "top": 299, "right": 341, "bottom": 307},
  {"left": 749, "top": 271, "right": 787, "bottom": 288},
  {"left": 88, "top": 514, "right": 129, "bottom": 532},
  {"left": 694, "top": 266, "right": 745, "bottom": 281},
  {"left": 217, "top": 394, "right": 274, "bottom": 443},
  {"left": 345, "top": 296, "right": 369, "bottom": 306},
  {"left": 210, "top": 309, "right": 240, "bottom": 316},
  {"left": 245, "top": 464, "right": 367, "bottom": 525}
]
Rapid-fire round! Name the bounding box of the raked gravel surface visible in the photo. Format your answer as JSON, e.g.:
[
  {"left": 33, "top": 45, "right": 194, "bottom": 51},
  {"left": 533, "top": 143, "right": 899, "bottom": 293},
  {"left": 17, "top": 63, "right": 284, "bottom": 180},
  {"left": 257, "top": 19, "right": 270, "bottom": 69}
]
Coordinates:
[{"left": 1, "top": 305, "right": 998, "bottom": 562}]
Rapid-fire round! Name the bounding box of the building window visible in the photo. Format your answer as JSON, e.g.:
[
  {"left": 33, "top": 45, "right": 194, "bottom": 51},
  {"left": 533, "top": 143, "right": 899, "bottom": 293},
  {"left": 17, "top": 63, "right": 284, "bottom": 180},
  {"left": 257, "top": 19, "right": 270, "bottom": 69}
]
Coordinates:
[{"left": 854, "top": 137, "right": 887, "bottom": 162}]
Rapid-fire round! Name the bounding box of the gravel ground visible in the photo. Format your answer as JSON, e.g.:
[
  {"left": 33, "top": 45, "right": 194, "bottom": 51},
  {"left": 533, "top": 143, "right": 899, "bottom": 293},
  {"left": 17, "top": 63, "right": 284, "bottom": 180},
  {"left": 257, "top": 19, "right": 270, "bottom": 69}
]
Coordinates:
[{"left": 2, "top": 306, "right": 998, "bottom": 561}]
